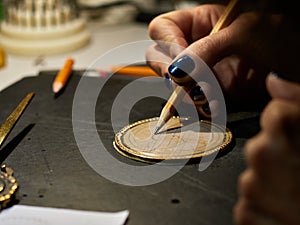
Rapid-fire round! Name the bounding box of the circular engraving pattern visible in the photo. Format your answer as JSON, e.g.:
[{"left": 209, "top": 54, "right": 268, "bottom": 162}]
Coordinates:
[{"left": 114, "top": 117, "right": 233, "bottom": 162}]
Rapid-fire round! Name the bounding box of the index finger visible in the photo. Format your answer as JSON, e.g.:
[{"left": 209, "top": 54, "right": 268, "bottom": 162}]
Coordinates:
[{"left": 148, "top": 5, "right": 225, "bottom": 58}]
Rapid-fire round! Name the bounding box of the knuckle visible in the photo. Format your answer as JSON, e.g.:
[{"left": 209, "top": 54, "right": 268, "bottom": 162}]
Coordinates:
[
  {"left": 261, "top": 100, "right": 300, "bottom": 137},
  {"left": 238, "top": 170, "right": 257, "bottom": 199},
  {"left": 244, "top": 135, "right": 270, "bottom": 168}
]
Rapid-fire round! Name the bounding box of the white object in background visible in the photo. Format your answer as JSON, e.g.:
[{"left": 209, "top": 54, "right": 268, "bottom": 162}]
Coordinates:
[
  {"left": 0, "top": 205, "right": 129, "bottom": 225},
  {"left": 174, "top": 1, "right": 199, "bottom": 10},
  {"left": 76, "top": 0, "right": 157, "bottom": 11},
  {"left": 77, "top": 0, "right": 125, "bottom": 7},
  {"left": 0, "top": 0, "right": 91, "bottom": 56}
]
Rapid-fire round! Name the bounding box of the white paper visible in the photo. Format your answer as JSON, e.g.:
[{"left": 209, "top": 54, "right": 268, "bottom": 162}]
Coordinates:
[{"left": 0, "top": 205, "right": 129, "bottom": 225}]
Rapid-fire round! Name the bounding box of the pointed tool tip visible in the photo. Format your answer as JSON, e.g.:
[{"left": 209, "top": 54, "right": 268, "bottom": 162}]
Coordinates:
[
  {"left": 153, "top": 123, "right": 164, "bottom": 135},
  {"left": 154, "top": 118, "right": 166, "bottom": 135},
  {"left": 153, "top": 127, "right": 160, "bottom": 135}
]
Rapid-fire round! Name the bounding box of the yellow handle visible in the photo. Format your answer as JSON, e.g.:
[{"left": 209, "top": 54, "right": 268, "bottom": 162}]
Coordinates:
[{"left": 0, "top": 47, "right": 6, "bottom": 68}]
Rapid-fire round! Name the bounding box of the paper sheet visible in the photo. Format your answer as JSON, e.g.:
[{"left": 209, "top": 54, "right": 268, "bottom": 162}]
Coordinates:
[{"left": 0, "top": 205, "right": 129, "bottom": 225}]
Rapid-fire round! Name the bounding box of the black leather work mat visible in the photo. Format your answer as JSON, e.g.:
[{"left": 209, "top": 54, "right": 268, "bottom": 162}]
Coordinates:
[{"left": 0, "top": 71, "right": 260, "bottom": 225}]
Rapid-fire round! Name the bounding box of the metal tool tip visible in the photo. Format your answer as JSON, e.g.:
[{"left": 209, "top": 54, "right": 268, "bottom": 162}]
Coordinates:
[
  {"left": 153, "top": 127, "right": 160, "bottom": 135},
  {"left": 153, "top": 120, "right": 164, "bottom": 135}
]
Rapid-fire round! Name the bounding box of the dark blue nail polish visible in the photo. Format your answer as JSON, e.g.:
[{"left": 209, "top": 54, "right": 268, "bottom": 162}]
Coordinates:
[
  {"left": 164, "top": 73, "right": 171, "bottom": 80},
  {"left": 164, "top": 73, "right": 172, "bottom": 90},
  {"left": 190, "top": 85, "right": 206, "bottom": 103},
  {"left": 168, "top": 55, "right": 195, "bottom": 79}
]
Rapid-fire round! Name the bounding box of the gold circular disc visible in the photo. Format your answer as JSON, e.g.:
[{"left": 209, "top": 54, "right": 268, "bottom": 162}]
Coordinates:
[{"left": 114, "top": 117, "right": 233, "bottom": 162}]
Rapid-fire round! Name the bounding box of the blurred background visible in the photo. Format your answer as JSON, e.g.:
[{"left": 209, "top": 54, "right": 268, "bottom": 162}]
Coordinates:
[
  {"left": 76, "top": 0, "right": 227, "bottom": 24},
  {"left": 0, "top": 0, "right": 229, "bottom": 27},
  {"left": 0, "top": 0, "right": 228, "bottom": 56},
  {"left": 0, "top": 0, "right": 228, "bottom": 73}
]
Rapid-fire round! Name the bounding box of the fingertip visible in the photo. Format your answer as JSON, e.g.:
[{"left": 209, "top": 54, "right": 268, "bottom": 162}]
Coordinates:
[
  {"left": 145, "top": 43, "right": 173, "bottom": 77},
  {"left": 267, "top": 72, "right": 300, "bottom": 102},
  {"left": 261, "top": 99, "right": 299, "bottom": 135},
  {"left": 266, "top": 72, "right": 285, "bottom": 98},
  {"left": 187, "top": 29, "right": 235, "bottom": 68},
  {"left": 168, "top": 55, "right": 195, "bottom": 83}
]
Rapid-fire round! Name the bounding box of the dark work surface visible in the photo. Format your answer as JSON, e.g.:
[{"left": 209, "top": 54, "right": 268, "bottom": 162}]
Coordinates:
[{"left": 0, "top": 71, "right": 261, "bottom": 225}]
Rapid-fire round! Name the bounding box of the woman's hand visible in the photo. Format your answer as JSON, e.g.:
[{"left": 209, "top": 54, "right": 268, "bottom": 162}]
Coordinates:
[
  {"left": 234, "top": 74, "right": 300, "bottom": 225},
  {"left": 146, "top": 3, "right": 299, "bottom": 109}
]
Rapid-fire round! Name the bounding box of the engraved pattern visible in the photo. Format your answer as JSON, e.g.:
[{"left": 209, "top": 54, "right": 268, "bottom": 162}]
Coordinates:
[
  {"left": 0, "top": 165, "right": 18, "bottom": 209},
  {"left": 114, "top": 117, "right": 233, "bottom": 161}
]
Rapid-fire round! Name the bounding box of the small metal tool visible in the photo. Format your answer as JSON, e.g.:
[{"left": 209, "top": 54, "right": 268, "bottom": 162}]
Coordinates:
[
  {"left": 0, "top": 92, "right": 35, "bottom": 209},
  {"left": 0, "top": 92, "right": 34, "bottom": 148}
]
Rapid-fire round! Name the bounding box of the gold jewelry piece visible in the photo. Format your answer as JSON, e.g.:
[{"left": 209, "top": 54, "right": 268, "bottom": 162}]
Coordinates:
[{"left": 0, "top": 165, "right": 18, "bottom": 210}]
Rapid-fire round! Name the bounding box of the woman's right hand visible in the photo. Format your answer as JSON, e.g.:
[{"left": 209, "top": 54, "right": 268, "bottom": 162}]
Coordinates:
[{"left": 146, "top": 3, "right": 300, "bottom": 109}]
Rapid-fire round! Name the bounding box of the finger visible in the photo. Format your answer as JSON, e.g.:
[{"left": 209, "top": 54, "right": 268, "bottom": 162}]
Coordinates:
[
  {"left": 266, "top": 73, "right": 300, "bottom": 103},
  {"left": 146, "top": 44, "right": 172, "bottom": 76},
  {"left": 170, "top": 83, "right": 218, "bottom": 118},
  {"left": 244, "top": 132, "right": 273, "bottom": 171},
  {"left": 167, "top": 9, "right": 268, "bottom": 82},
  {"left": 148, "top": 10, "right": 191, "bottom": 58},
  {"left": 245, "top": 128, "right": 300, "bottom": 180},
  {"left": 148, "top": 5, "right": 224, "bottom": 58},
  {"left": 234, "top": 198, "right": 257, "bottom": 225},
  {"left": 174, "top": 81, "right": 219, "bottom": 118},
  {"left": 238, "top": 170, "right": 284, "bottom": 220},
  {"left": 185, "top": 81, "right": 212, "bottom": 104},
  {"left": 234, "top": 197, "right": 282, "bottom": 225},
  {"left": 238, "top": 169, "right": 300, "bottom": 225},
  {"left": 260, "top": 99, "right": 300, "bottom": 144},
  {"left": 146, "top": 43, "right": 220, "bottom": 118},
  {"left": 244, "top": 123, "right": 300, "bottom": 220},
  {"left": 166, "top": 29, "right": 239, "bottom": 85}
]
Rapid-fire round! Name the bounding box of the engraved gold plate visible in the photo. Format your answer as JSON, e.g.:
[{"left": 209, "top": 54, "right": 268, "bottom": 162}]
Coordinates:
[{"left": 114, "top": 117, "right": 233, "bottom": 162}]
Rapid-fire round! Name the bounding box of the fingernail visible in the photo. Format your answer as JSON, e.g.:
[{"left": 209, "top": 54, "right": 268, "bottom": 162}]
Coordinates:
[
  {"left": 269, "top": 71, "right": 296, "bottom": 82},
  {"left": 270, "top": 71, "right": 279, "bottom": 78},
  {"left": 164, "top": 73, "right": 173, "bottom": 90},
  {"left": 164, "top": 73, "right": 171, "bottom": 80},
  {"left": 190, "top": 85, "right": 206, "bottom": 103},
  {"left": 168, "top": 55, "right": 195, "bottom": 79}
]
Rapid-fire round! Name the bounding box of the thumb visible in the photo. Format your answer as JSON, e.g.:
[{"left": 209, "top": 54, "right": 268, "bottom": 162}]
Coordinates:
[
  {"left": 187, "top": 29, "right": 235, "bottom": 67},
  {"left": 266, "top": 73, "right": 300, "bottom": 103},
  {"left": 167, "top": 28, "right": 236, "bottom": 83}
]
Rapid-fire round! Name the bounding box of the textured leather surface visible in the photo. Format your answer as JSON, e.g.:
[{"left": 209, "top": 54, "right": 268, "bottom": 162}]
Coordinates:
[{"left": 0, "top": 71, "right": 261, "bottom": 225}]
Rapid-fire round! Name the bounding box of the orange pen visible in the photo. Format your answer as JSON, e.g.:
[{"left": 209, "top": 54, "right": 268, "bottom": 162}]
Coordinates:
[{"left": 52, "top": 57, "right": 74, "bottom": 94}]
